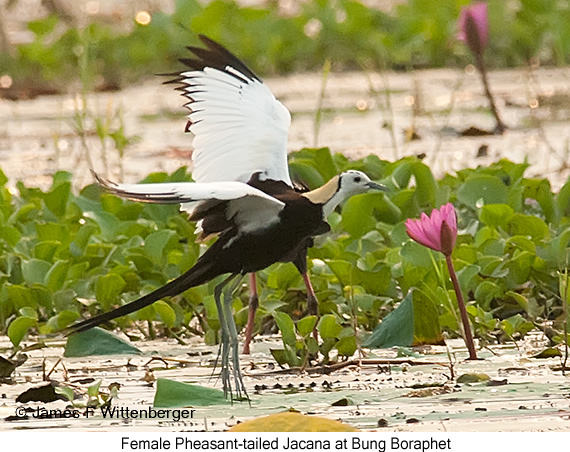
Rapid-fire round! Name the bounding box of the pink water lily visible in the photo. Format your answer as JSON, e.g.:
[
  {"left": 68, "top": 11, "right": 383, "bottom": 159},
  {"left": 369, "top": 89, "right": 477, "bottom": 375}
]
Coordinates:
[
  {"left": 457, "top": 2, "right": 505, "bottom": 134},
  {"left": 405, "top": 203, "right": 457, "bottom": 257},
  {"left": 458, "top": 2, "right": 489, "bottom": 55},
  {"left": 405, "top": 203, "right": 478, "bottom": 360}
]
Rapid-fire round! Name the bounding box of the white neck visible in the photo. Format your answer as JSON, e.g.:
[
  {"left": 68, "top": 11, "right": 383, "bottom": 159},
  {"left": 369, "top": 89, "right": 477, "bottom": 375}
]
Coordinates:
[{"left": 321, "top": 190, "right": 347, "bottom": 217}]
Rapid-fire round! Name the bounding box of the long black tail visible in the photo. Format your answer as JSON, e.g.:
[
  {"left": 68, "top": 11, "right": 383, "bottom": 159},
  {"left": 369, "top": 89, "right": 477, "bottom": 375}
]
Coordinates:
[{"left": 65, "top": 258, "right": 220, "bottom": 335}]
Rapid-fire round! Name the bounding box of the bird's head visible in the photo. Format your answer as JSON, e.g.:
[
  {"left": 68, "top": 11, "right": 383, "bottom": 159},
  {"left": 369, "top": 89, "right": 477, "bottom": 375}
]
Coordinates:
[
  {"left": 337, "top": 170, "right": 387, "bottom": 197},
  {"left": 303, "top": 170, "right": 388, "bottom": 217}
]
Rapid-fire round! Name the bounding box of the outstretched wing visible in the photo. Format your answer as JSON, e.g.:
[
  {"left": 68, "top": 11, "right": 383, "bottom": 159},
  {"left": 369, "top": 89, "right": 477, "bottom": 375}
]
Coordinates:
[
  {"left": 169, "top": 35, "right": 292, "bottom": 186},
  {"left": 95, "top": 174, "right": 285, "bottom": 238}
]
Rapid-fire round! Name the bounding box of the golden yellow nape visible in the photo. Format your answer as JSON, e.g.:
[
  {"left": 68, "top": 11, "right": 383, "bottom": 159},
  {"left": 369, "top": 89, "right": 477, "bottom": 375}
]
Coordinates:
[{"left": 228, "top": 411, "right": 359, "bottom": 432}]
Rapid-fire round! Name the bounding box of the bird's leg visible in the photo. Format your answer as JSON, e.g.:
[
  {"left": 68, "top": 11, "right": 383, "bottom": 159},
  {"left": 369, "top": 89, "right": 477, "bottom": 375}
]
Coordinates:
[
  {"left": 242, "top": 273, "right": 259, "bottom": 355},
  {"left": 293, "top": 250, "right": 320, "bottom": 340},
  {"left": 302, "top": 271, "right": 320, "bottom": 341},
  {"left": 213, "top": 274, "right": 238, "bottom": 399},
  {"left": 223, "top": 274, "right": 248, "bottom": 401}
]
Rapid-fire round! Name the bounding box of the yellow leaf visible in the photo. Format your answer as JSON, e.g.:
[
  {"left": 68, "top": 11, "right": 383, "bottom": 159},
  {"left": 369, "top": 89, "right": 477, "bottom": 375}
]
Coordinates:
[{"left": 228, "top": 411, "right": 359, "bottom": 432}]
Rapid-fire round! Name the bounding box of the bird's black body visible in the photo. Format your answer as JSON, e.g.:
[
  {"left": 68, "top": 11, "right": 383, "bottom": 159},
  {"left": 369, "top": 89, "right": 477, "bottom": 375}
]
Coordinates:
[{"left": 67, "top": 180, "right": 328, "bottom": 334}]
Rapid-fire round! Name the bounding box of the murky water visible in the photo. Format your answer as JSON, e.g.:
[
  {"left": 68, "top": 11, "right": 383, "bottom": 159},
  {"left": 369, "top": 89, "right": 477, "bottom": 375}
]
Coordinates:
[
  {"left": 2, "top": 334, "right": 570, "bottom": 432},
  {"left": 1, "top": 66, "right": 569, "bottom": 191}
]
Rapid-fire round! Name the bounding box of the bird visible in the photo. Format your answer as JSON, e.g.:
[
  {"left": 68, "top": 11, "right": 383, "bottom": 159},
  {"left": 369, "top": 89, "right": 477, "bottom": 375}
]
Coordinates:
[
  {"left": 66, "top": 36, "right": 388, "bottom": 400},
  {"left": 168, "top": 35, "right": 320, "bottom": 354}
]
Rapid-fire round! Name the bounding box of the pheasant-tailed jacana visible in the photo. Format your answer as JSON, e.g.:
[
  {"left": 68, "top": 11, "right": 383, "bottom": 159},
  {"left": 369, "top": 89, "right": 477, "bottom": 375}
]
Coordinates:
[
  {"left": 168, "top": 36, "right": 323, "bottom": 354},
  {"left": 66, "top": 36, "right": 388, "bottom": 399}
]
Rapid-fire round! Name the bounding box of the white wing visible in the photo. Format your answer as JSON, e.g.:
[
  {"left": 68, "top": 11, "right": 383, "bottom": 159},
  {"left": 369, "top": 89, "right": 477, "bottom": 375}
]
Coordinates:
[
  {"left": 95, "top": 175, "right": 285, "bottom": 234},
  {"left": 174, "top": 36, "right": 292, "bottom": 186}
]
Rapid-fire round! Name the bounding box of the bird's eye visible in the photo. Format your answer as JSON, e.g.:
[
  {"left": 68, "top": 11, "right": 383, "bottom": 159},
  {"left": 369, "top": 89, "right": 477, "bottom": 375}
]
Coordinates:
[{"left": 354, "top": 176, "right": 362, "bottom": 183}]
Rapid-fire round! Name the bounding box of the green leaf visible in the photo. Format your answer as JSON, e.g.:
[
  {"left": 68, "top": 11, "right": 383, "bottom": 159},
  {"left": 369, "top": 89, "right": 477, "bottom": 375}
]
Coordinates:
[
  {"left": 36, "top": 222, "right": 69, "bottom": 244},
  {"left": 144, "top": 229, "right": 178, "bottom": 264},
  {"left": 474, "top": 280, "right": 502, "bottom": 308},
  {"left": 341, "top": 192, "right": 396, "bottom": 237},
  {"left": 506, "top": 251, "right": 535, "bottom": 284},
  {"left": 43, "top": 310, "right": 80, "bottom": 332},
  {"left": 293, "top": 147, "right": 338, "bottom": 182},
  {"left": 95, "top": 273, "right": 126, "bottom": 309},
  {"left": 7, "top": 316, "right": 37, "bottom": 347},
  {"left": 21, "top": 259, "right": 51, "bottom": 285},
  {"left": 267, "top": 263, "right": 301, "bottom": 290},
  {"left": 34, "top": 241, "right": 61, "bottom": 261},
  {"left": 335, "top": 335, "right": 357, "bottom": 357},
  {"left": 505, "top": 290, "right": 529, "bottom": 311},
  {"left": 0, "top": 226, "right": 21, "bottom": 247},
  {"left": 19, "top": 307, "right": 37, "bottom": 319},
  {"left": 273, "top": 311, "right": 296, "bottom": 346},
  {"left": 411, "top": 289, "right": 443, "bottom": 346},
  {"left": 269, "top": 348, "right": 289, "bottom": 366},
  {"left": 364, "top": 289, "right": 442, "bottom": 348},
  {"left": 522, "top": 178, "right": 556, "bottom": 224},
  {"left": 479, "top": 204, "right": 514, "bottom": 228},
  {"left": 508, "top": 214, "right": 548, "bottom": 240},
  {"left": 43, "top": 181, "right": 71, "bottom": 217},
  {"left": 326, "top": 260, "right": 359, "bottom": 287},
  {"left": 531, "top": 347, "right": 562, "bottom": 359},
  {"left": 54, "top": 386, "right": 75, "bottom": 403},
  {"left": 87, "top": 380, "right": 102, "bottom": 398},
  {"left": 457, "top": 175, "right": 509, "bottom": 207},
  {"left": 364, "top": 292, "right": 414, "bottom": 348},
  {"left": 153, "top": 378, "right": 228, "bottom": 407},
  {"left": 297, "top": 315, "right": 317, "bottom": 337},
  {"left": 288, "top": 161, "right": 325, "bottom": 188},
  {"left": 456, "top": 264, "right": 481, "bottom": 292},
  {"left": 45, "top": 260, "right": 69, "bottom": 292},
  {"left": 28, "top": 15, "right": 59, "bottom": 36},
  {"left": 555, "top": 179, "right": 570, "bottom": 217},
  {"left": 83, "top": 211, "right": 120, "bottom": 240},
  {"left": 64, "top": 328, "right": 142, "bottom": 357},
  {"left": 457, "top": 373, "right": 490, "bottom": 383},
  {"left": 411, "top": 161, "right": 437, "bottom": 208},
  {"left": 501, "top": 314, "right": 534, "bottom": 337},
  {"left": 400, "top": 240, "right": 436, "bottom": 268},
  {"left": 317, "top": 314, "right": 343, "bottom": 339},
  {"left": 6, "top": 285, "right": 34, "bottom": 310},
  {"left": 154, "top": 300, "right": 176, "bottom": 327}
]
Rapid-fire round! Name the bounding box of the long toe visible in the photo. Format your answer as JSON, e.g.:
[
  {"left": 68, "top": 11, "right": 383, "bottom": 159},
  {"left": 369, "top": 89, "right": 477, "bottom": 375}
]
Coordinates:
[{"left": 232, "top": 344, "right": 249, "bottom": 402}]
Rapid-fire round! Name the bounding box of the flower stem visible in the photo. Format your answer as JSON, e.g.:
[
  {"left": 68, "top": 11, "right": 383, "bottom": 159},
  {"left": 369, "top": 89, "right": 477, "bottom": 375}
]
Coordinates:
[
  {"left": 474, "top": 51, "right": 507, "bottom": 134},
  {"left": 445, "top": 255, "right": 478, "bottom": 360}
]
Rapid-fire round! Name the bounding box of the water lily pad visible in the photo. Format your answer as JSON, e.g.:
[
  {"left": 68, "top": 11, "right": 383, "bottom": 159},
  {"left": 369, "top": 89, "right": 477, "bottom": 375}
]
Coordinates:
[
  {"left": 16, "top": 382, "right": 69, "bottom": 403},
  {"left": 228, "top": 411, "right": 359, "bottom": 432},
  {"left": 64, "top": 327, "right": 142, "bottom": 357},
  {"left": 364, "top": 289, "right": 443, "bottom": 348},
  {"left": 457, "top": 373, "right": 491, "bottom": 383},
  {"left": 531, "top": 347, "right": 562, "bottom": 359},
  {"left": 153, "top": 378, "right": 228, "bottom": 407},
  {"left": 0, "top": 354, "right": 27, "bottom": 378}
]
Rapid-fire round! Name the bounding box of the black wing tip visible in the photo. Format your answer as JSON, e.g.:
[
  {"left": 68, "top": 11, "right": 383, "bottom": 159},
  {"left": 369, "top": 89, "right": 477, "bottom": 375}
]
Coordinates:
[
  {"left": 182, "top": 34, "right": 260, "bottom": 82},
  {"left": 90, "top": 169, "right": 117, "bottom": 192},
  {"left": 198, "top": 34, "right": 216, "bottom": 47}
]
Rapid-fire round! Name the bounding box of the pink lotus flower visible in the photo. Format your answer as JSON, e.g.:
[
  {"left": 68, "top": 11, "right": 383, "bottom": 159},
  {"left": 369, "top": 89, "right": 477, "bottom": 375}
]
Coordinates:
[
  {"left": 405, "top": 203, "right": 457, "bottom": 256},
  {"left": 405, "top": 203, "right": 478, "bottom": 360},
  {"left": 458, "top": 2, "right": 489, "bottom": 55}
]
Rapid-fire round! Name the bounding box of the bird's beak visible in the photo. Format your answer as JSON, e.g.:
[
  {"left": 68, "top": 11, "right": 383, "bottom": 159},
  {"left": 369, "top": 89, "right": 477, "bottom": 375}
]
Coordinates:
[{"left": 366, "top": 181, "right": 389, "bottom": 192}]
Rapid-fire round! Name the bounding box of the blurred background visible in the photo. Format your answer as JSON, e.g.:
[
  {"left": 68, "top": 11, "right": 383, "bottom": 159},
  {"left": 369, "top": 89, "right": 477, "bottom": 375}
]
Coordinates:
[{"left": 3, "top": 0, "right": 570, "bottom": 93}]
